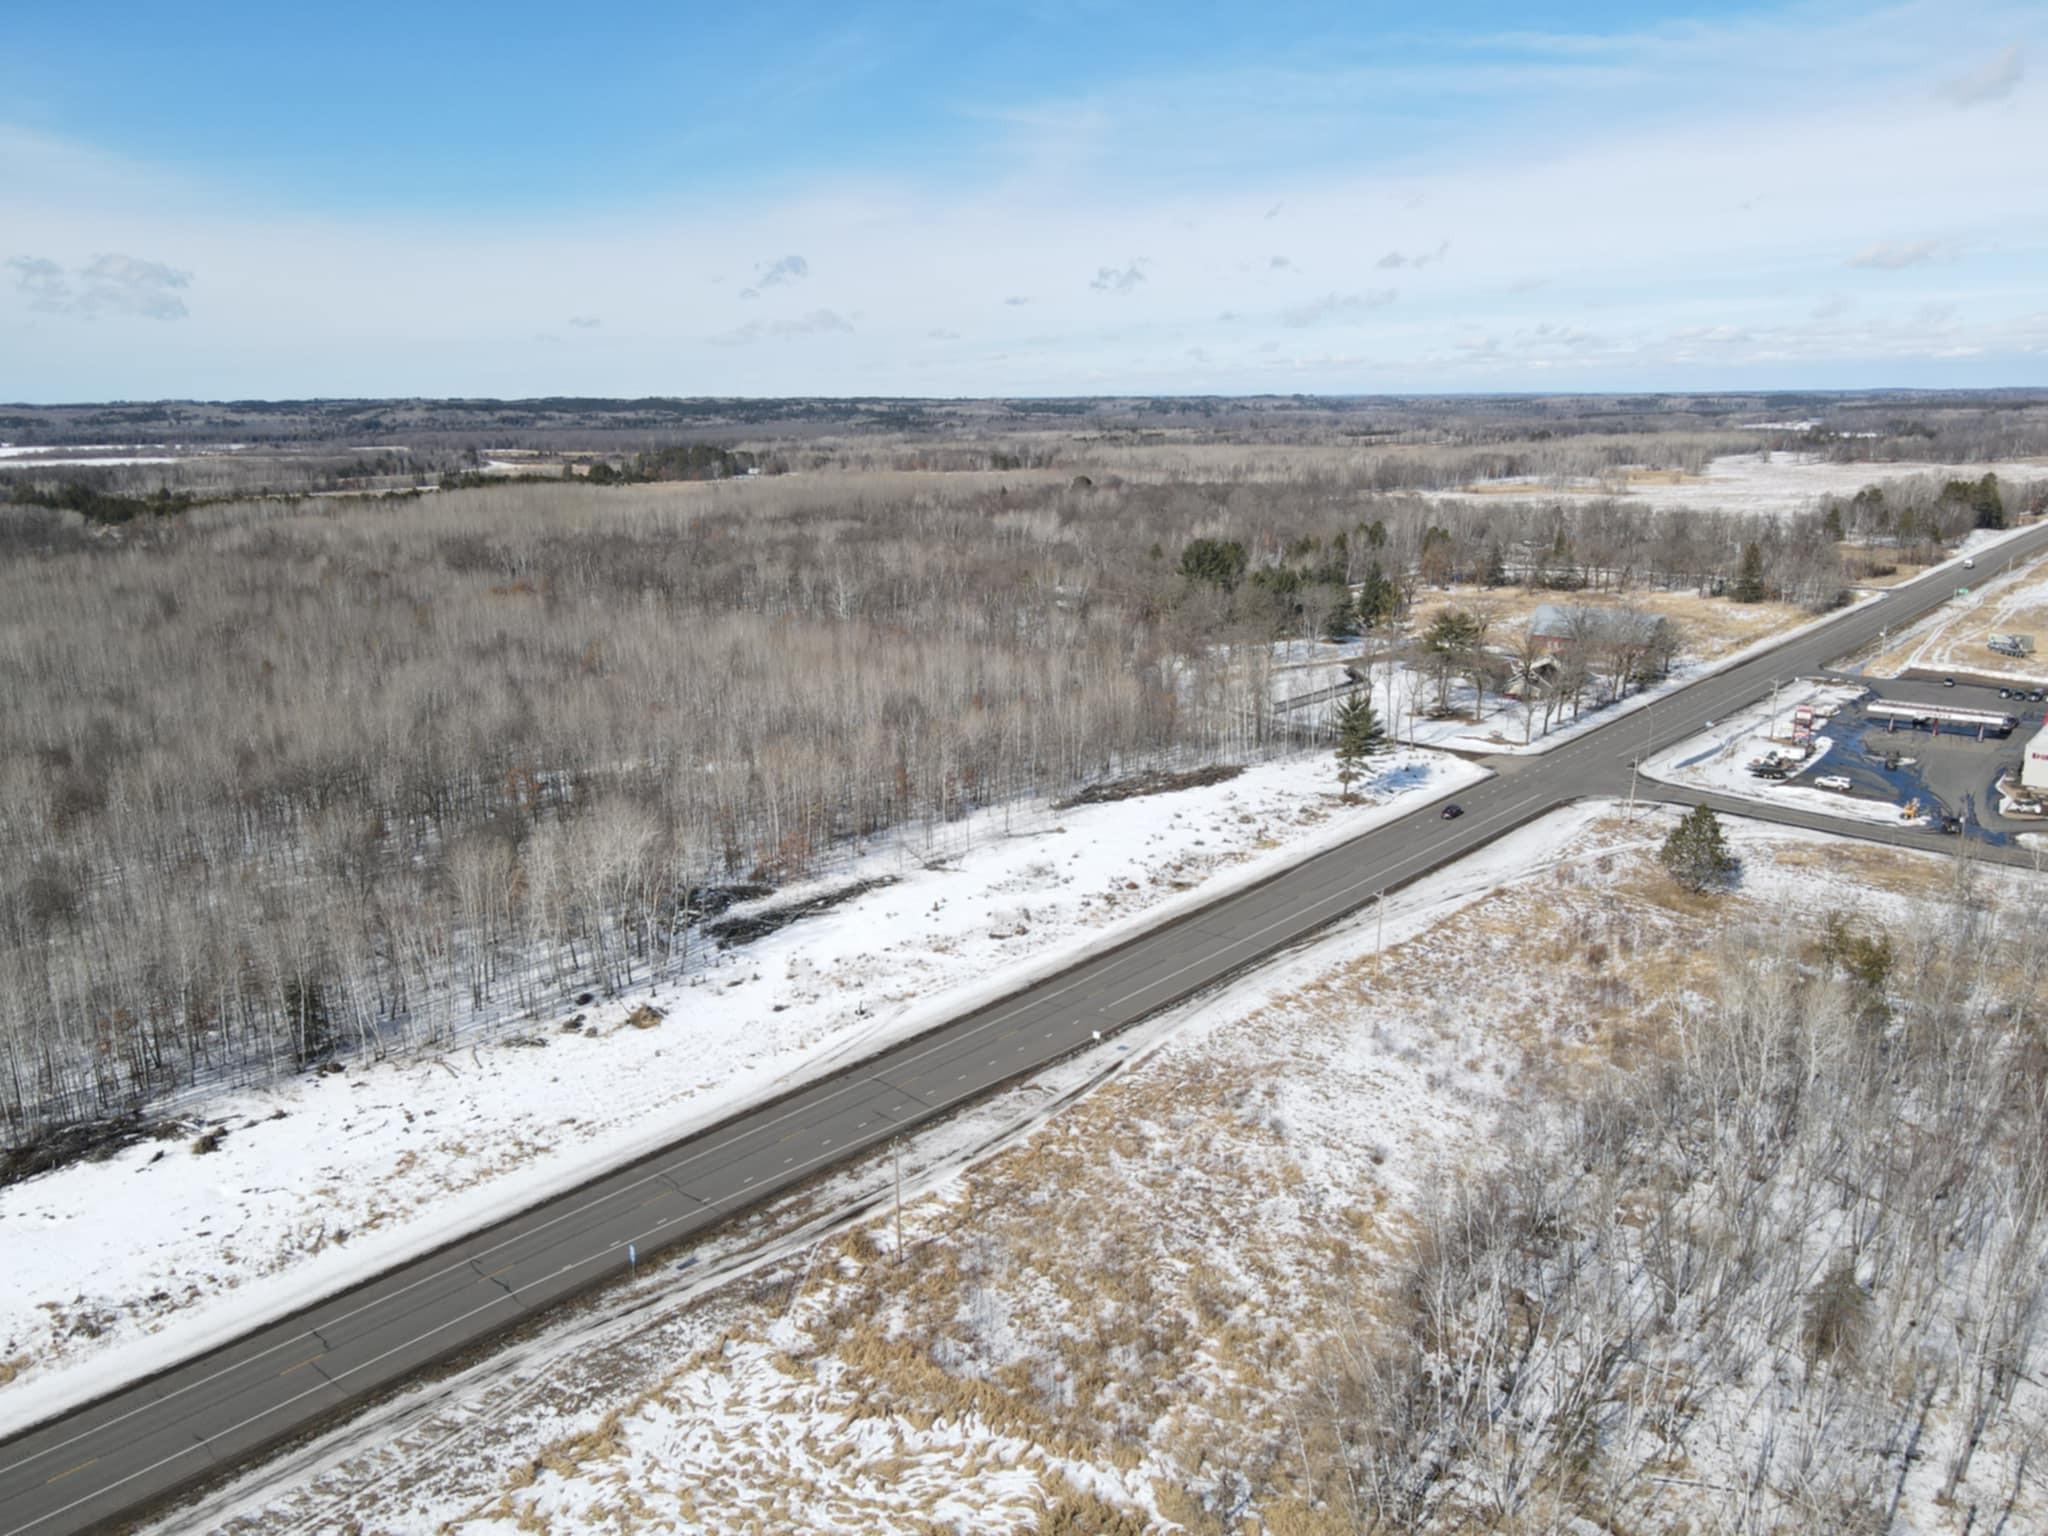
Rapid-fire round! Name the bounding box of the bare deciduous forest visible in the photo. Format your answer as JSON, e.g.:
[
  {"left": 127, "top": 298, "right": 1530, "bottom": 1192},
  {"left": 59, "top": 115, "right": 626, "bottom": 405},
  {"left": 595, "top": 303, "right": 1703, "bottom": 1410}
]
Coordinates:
[
  {"left": 1310, "top": 891, "right": 2048, "bottom": 1533},
  {"left": 2, "top": 396, "right": 2045, "bottom": 1145}
]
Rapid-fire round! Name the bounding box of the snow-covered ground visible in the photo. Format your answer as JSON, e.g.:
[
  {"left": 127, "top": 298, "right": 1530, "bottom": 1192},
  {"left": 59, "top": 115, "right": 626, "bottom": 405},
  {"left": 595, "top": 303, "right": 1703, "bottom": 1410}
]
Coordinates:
[
  {"left": 156, "top": 805, "right": 2048, "bottom": 1536},
  {"left": 1266, "top": 590, "right": 1881, "bottom": 755},
  {"left": 1863, "top": 541, "right": 2048, "bottom": 683},
  {"left": 0, "top": 746, "right": 1484, "bottom": 1436},
  {"left": 1640, "top": 679, "right": 1932, "bottom": 827},
  {"left": 144, "top": 798, "right": 1637, "bottom": 1535},
  {"left": 1444, "top": 451, "right": 2048, "bottom": 519}
]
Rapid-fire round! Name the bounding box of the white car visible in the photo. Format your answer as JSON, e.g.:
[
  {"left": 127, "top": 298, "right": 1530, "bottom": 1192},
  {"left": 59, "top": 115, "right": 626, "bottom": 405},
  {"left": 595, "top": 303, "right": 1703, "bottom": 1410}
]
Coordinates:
[{"left": 1813, "top": 775, "right": 1853, "bottom": 792}]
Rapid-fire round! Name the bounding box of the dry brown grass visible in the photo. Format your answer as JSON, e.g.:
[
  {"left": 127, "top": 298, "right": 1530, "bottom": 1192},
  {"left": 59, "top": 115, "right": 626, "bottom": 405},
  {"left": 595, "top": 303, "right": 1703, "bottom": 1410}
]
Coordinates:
[
  {"left": 1858, "top": 545, "right": 2048, "bottom": 677},
  {"left": 1404, "top": 584, "right": 1808, "bottom": 662},
  {"left": 397, "top": 812, "right": 1996, "bottom": 1536}
]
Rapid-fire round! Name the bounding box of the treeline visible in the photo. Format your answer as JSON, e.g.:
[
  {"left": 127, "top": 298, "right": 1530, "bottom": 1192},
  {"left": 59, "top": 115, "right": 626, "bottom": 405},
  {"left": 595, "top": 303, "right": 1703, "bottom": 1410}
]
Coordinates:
[
  {"left": 1823, "top": 469, "right": 2046, "bottom": 547},
  {"left": 0, "top": 460, "right": 2023, "bottom": 1142},
  {"left": 5, "top": 479, "right": 201, "bottom": 526},
  {"left": 584, "top": 442, "right": 766, "bottom": 484}
]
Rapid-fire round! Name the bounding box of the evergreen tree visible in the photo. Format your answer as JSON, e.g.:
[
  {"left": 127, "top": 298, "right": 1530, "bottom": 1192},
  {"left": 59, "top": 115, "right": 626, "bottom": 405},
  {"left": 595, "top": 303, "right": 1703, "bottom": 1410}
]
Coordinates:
[
  {"left": 1320, "top": 594, "right": 1360, "bottom": 642},
  {"left": 1974, "top": 472, "right": 2006, "bottom": 531},
  {"left": 1484, "top": 541, "right": 1510, "bottom": 588},
  {"left": 1333, "top": 692, "right": 1386, "bottom": 801},
  {"left": 1355, "top": 560, "right": 1400, "bottom": 629},
  {"left": 1732, "top": 542, "right": 1768, "bottom": 603},
  {"left": 1660, "top": 804, "right": 1737, "bottom": 893},
  {"left": 1178, "top": 537, "right": 1248, "bottom": 590}
]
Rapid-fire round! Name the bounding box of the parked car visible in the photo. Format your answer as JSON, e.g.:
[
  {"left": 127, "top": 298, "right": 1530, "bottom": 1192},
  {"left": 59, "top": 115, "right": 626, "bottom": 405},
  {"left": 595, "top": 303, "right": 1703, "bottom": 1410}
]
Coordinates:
[
  {"left": 1440, "top": 803, "right": 1464, "bottom": 820},
  {"left": 1814, "top": 774, "right": 1853, "bottom": 792},
  {"left": 1943, "top": 677, "right": 1958, "bottom": 687},
  {"left": 2000, "top": 687, "right": 2014, "bottom": 699},
  {"left": 2031, "top": 691, "right": 2046, "bottom": 704}
]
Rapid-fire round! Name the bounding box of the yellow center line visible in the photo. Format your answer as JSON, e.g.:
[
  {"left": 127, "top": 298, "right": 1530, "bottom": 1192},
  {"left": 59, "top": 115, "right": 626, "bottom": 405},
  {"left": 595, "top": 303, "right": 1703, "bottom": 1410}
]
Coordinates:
[
  {"left": 278, "top": 1354, "right": 325, "bottom": 1378},
  {"left": 45, "top": 1457, "right": 96, "bottom": 1486}
]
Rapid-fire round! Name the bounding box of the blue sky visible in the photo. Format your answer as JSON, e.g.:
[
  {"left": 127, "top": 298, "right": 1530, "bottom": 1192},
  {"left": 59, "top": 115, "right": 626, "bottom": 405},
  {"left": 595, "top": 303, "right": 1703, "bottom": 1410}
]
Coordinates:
[{"left": 1, "top": 0, "right": 2041, "bottom": 399}]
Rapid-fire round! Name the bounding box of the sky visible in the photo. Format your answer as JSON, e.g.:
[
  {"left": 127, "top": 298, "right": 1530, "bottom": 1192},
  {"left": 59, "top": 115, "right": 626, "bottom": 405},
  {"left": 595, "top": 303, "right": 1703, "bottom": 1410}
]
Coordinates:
[{"left": 0, "top": 0, "right": 2042, "bottom": 400}]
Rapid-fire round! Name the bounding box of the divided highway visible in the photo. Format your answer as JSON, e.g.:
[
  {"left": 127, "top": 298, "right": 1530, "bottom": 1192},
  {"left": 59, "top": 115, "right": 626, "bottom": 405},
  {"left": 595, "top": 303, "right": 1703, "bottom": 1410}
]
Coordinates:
[{"left": 6, "top": 524, "right": 2048, "bottom": 1536}]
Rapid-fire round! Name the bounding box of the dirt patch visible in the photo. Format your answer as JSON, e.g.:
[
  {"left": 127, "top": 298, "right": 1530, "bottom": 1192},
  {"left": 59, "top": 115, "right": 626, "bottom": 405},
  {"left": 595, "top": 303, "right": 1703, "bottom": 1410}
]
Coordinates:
[
  {"left": 2, "top": 1114, "right": 189, "bottom": 1190},
  {"left": 684, "top": 882, "right": 774, "bottom": 920},
  {"left": 704, "top": 876, "right": 900, "bottom": 948},
  {"left": 1055, "top": 763, "right": 1244, "bottom": 809}
]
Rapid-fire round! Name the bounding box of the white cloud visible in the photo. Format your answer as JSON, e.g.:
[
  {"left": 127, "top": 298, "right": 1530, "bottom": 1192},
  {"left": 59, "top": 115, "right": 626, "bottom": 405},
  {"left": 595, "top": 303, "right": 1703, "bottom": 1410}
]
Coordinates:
[
  {"left": 1088, "top": 262, "right": 1147, "bottom": 294},
  {"left": 707, "top": 308, "right": 854, "bottom": 346},
  {"left": 10, "top": 251, "right": 191, "bottom": 319},
  {"left": 1375, "top": 240, "right": 1449, "bottom": 270},
  {"left": 755, "top": 254, "right": 809, "bottom": 286},
  {"left": 567, "top": 314, "right": 601, "bottom": 328},
  {"left": 1278, "top": 289, "right": 1397, "bottom": 327},
  {"left": 1846, "top": 239, "right": 1944, "bottom": 269},
  {"left": 1938, "top": 43, "right": 2024, "bottom": 105}
]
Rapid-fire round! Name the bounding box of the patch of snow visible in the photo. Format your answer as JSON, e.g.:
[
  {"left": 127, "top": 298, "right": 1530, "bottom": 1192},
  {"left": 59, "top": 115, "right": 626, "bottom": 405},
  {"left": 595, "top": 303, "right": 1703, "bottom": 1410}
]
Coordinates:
[{"left": 1443, "top": 451, "right": 2048, "bottom": 520}]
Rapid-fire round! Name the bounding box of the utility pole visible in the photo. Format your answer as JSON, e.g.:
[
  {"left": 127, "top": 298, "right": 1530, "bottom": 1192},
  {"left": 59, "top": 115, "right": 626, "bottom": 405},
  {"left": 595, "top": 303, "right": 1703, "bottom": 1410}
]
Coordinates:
[
  {"left": 1770, "top": 677, "right": 1781, "bottom": 740},
  {"left": 1627, "top": 756, "right": 1639, "bottom": 823},
  {"left": 1375, "top": 892, "right": 1386, "bottom": 978},
  {"left": 893, "top": 1145, "right": 904, "bottom": 1264}
]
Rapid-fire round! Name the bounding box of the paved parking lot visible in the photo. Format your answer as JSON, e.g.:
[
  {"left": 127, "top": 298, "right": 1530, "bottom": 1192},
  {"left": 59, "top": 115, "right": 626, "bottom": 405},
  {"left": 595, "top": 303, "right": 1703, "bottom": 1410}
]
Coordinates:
[{"left": 1816, "top": 674, "right": 2043, "bottom": 840}]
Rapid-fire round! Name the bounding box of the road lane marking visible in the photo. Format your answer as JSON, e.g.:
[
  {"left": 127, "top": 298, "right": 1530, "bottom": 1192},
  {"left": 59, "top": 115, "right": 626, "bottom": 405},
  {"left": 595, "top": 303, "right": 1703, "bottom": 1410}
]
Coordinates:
[{"left": 276, "top": 1354, "right": 324, "bottom": 1378}]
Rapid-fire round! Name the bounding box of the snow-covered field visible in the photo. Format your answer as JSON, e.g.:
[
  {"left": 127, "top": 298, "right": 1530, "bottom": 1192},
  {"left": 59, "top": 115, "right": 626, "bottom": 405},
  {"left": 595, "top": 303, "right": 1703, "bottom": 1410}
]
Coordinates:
[
  {"left": 0, "top": 746, "right": 1484, "bottom": 1436},
  {"left": 1640, "top": 679, "right": 1931, "bottom": 827},
  {"left": 1445, "top": 450, "right": 2048, "bottom": 518},
  {"left": 155, "top": 806, "right": 2048, "bottom": 1536}
]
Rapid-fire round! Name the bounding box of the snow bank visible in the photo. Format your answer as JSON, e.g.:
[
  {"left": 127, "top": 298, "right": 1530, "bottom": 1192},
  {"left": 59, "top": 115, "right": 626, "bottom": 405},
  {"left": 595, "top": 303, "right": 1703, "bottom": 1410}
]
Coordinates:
[{"left": 0, "top": 746, "right": 1484, "bottom": 1436}]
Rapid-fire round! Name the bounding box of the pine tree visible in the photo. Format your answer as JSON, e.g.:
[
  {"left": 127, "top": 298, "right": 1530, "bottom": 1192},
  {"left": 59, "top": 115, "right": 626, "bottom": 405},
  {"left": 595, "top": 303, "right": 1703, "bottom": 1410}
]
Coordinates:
[
  {"left": 1355, "top": 560, "right": 1398, "bottom": 629},
  {"left": 1974, "top": 473, "right": 2006, "bottom": 531},
  {"left": 1333, "top": 692, "right": 1386, "bottom": 801},
  {"left": 1660, "top": 804, "right": 1736, "bottom": 893},
  {"left": 1484, "top": 541, "right": 1510, "bottom": 588},
  {"left": 1732, "top": 542, "right": 1768, "bottom": 603}
]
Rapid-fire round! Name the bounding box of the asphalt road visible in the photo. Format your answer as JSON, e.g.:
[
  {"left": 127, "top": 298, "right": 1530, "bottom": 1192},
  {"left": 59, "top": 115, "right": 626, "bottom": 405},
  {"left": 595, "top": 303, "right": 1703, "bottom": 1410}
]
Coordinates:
[{"left": 7, "top": 523, "right": 2048, "bottom": 1536}]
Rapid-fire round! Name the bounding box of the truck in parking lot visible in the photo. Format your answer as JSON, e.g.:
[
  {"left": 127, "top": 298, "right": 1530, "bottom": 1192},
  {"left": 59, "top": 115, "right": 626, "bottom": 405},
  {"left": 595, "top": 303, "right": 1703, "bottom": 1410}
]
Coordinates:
[{"left": 1989, "top": 632, "right": 2036, "bottom": 657}]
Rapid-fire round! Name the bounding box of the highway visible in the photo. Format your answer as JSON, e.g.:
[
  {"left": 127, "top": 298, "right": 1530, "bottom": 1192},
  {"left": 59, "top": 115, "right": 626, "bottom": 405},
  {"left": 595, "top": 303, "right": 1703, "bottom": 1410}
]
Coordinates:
[{"left": 5, "top": 522, "right": 2048, "bottom": 1536}]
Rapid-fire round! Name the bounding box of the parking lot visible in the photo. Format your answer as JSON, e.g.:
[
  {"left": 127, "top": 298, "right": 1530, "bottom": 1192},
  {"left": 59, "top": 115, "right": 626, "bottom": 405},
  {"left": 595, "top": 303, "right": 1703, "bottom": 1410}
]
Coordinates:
[{"left": 1810, "top": 674, "right": 2044, "bottom": 841}]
